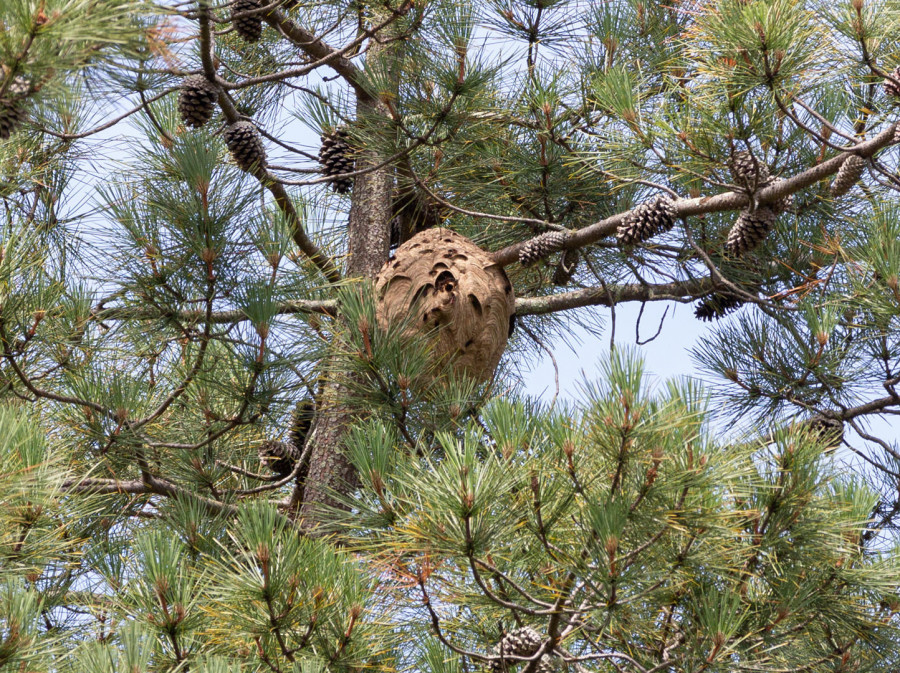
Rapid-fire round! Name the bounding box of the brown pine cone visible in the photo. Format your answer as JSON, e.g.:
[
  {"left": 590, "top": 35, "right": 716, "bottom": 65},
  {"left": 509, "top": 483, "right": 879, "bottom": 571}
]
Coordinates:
[
  {"left": 489, "top": 627, "right": 558, "bottom": 673},
  {"left": 724, "top": 206, "right": 776, "bottom": 257},
  {"left": 552, "top": 249, "right": 579, "bottom": 285},
  {"left": 223, "top": 121, "right": 267, "bottom": 171},
  {"left": 729, "top": 150, "right": 770, "bottom": 191},
  {"left": 231, "top": 0, "right": 263, "bottom": 42},
  {"left": 829, "top": 154, "right": 866, "bottom": 197},
  {"left": 318, "top": 126, "right": 354, "bottom": 193},
  {"left": 258, "top": 440, "right": 301, "bottom": 477},
  {"left": 177, "top": 75, "right": 218, "bottom": 128},
  {"left": 519, "top": 231, "right": 569, "bottom": 267},
  {"left": 694, "top": 291, "right": 746, "bottom": 322},
  {"left": 617, "top": 195, "right": 676, "bottom": 246}
]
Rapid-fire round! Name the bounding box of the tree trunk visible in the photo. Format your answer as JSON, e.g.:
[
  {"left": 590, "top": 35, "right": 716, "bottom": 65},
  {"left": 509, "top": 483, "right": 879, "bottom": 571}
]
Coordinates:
[{"left": 298, "top": 20, "right": 397, "bottom": 527}]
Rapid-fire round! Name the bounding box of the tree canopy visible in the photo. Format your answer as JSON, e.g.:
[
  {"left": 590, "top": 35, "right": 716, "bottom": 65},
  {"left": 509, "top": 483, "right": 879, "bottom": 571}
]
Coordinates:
[{"left": 2, "top": 0, "right": 900, "bottom": 670}]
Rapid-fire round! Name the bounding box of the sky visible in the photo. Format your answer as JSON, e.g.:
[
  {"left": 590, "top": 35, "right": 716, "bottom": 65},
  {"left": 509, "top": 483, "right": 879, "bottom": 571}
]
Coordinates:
[
  {"left": 522, "top": 300, "right": 707, "bottom": 403},
  {"left": 521, "top": 299, "right": 900, "bottom": 460}
]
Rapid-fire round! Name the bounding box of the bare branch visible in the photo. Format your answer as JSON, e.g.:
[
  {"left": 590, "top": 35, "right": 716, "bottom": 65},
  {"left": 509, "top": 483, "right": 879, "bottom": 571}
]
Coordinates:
[
  {"left": 514, "top": 278, "right": 714, "bottom": 316},
  {"left": 92, "top": 297, "right": 337, "bottom": 324}
]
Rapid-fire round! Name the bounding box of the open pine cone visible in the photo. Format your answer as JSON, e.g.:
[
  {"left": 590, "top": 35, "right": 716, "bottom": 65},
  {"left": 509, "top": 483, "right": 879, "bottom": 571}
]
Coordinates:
[
  {"left": 729, "top": 149, "right": 770, "bottom": 190},
  {"left": 178, "top": 75, "right": 218, "bottom": 128},
  {"left": 694, "top": 291, "right": 746, "bottom": 322},
  {"left": 490, "top": 627, "right": 557, "bottom": 673},
  {"left": 617, "top": 195, "right": 676, "bottom": 246},
  {"left": 374, "top": 229, "right": 515, "bottom": 382},
  {"left": 724, "top": 206, "right": 776, "bottom": 257},
  {"left": 231, "top": 0, "right": 263, "bottom": 42}
]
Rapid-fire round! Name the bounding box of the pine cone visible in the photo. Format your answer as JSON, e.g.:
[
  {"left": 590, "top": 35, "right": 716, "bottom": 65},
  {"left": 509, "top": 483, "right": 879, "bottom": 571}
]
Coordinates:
[
  {"left": 535, "top": 659, "right": 557, "bottom": 673},
  {"left": 490, "top": 627, "right": 559, "bottom": 673},
  {"left": 0, "top": 76, "right": 31, "bottom": 140},
  {"left": 728, "top": 151, "right": 796, "bottom": 215},
  {"left": 617, "top": 195, "right": 676, "bottom": 246},
  {"left": 490, "top": 628, "right": 541, "bottom": 673},
  {"left": 231, "top": 0, "right": 263, "bottom": 42},
  {"left": 258, "top": 440, "right": 300, "bottom": 477},
  {"left": 829, "top": 154, "right": 866, "bottom": 197},
  {"left": 552, "top": 248, "right": 579, "bottom": 285},
  {"left": 258, "top": 400, "right": 314, "bottom": 477},
  {"left": 519, "top": 231, "right": 569, "bottom": 267},
  {"left": 884, "top": 65, "right": 900, "bottom": 98},
  {"left": 177, "top": 75, "right": 218, "bottom": 129},
  {"left": 694, "top": 291, "right": 745, "bottom": 322},
  {"left": 729, "top": 150, "right": 770, "bottom": 191},
  {"left": 224, "top": 121, "right": 266, "bottom": 171},
  {"left": 724, "top": 206, "right": 776, "bottom": 257},
  {"left": 318, "top": 126, "right": 354, "bottom": 193}
]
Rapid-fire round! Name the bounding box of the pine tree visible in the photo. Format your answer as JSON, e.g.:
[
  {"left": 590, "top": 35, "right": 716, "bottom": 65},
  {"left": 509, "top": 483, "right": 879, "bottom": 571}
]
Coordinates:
[{"left": 3, "top": 0, "right": 900, "bottom": 670}]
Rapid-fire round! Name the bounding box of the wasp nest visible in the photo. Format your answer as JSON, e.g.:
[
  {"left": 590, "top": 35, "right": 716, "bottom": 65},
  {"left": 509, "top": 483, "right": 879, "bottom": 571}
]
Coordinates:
[{"left": 374, "top": 228, "right": 515, "bottom": 382}]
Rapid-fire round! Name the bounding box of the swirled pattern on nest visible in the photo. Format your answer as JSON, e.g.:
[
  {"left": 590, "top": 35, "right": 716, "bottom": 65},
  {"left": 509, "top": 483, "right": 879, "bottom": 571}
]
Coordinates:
[{"left": 375, "top": 228, "right": 515, "bottom": 382}]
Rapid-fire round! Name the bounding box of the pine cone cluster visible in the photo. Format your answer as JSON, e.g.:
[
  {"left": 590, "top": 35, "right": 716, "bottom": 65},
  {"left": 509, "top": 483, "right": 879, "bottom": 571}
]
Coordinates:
[
  {"left": 829, "top": 154, "right": 866, "bottom": 197},
  {"left": 0, "top": 76, "right": 31, "bottom": 140},
  {"left": 694, "top": 291, "right": 746, "bottom": 322},
  {"left": 178, "top": 75, "right": 218, "bottom": 129},
  {"left": 724, "top": 206, "right": 776, "bottom": 257},
  {"left": 616, "top": 195, "right": 676, "bottom": 246},
  {"left": 552, "top": 249, "right": 579, "bottom": 285},
  {"left": 231, "top": 0, "right": 263, "bottom": 42},
  {"left": 318, "top": 127, "right": 354, "bottom": 193},
  {"left": 490, "top": 627, "right": 555, "bottom": 673},
  {"left": 519, "top": 231, "right": 569, "bottom": 267},
  {"left": 224, "top": 121, "right": 266, "bottom": 171},
  {"left": 729, "top": 150, "right": 770, "bottom": 191},
  {"left": 884, "top": 66, "right": 900, "bottom": 98}
]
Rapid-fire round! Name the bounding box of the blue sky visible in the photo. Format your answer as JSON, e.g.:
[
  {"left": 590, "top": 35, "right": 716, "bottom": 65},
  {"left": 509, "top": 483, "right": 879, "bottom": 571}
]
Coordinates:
[{"left": 523, "top": 300, "right": 706, "bottom": 403}]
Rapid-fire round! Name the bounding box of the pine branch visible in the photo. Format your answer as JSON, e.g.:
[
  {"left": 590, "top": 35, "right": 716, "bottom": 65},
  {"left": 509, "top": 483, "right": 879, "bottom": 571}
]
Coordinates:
[
  {"left": 36, "top": 87, "right": 177, "bottom": 140},
  {"left": 197, "top": 3, "right": 342, "bottom": 284},
  {"left": 263, "top": 3, "right": 413, "bottom": 102},
  {"left": 491, "top": 123, "right": 899, "bottom": 267},
  {"left": 515, "top": 278, "right": 714, "bottom": 315},
  {"left": 90, "top": 277, "right": 716, "bottom": 327},
  {"left": 62, "top": 476, "right": 239, "bottom": 517},
  {"left": 92, "top": 298, "right": 337, "bottom": 324}
]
